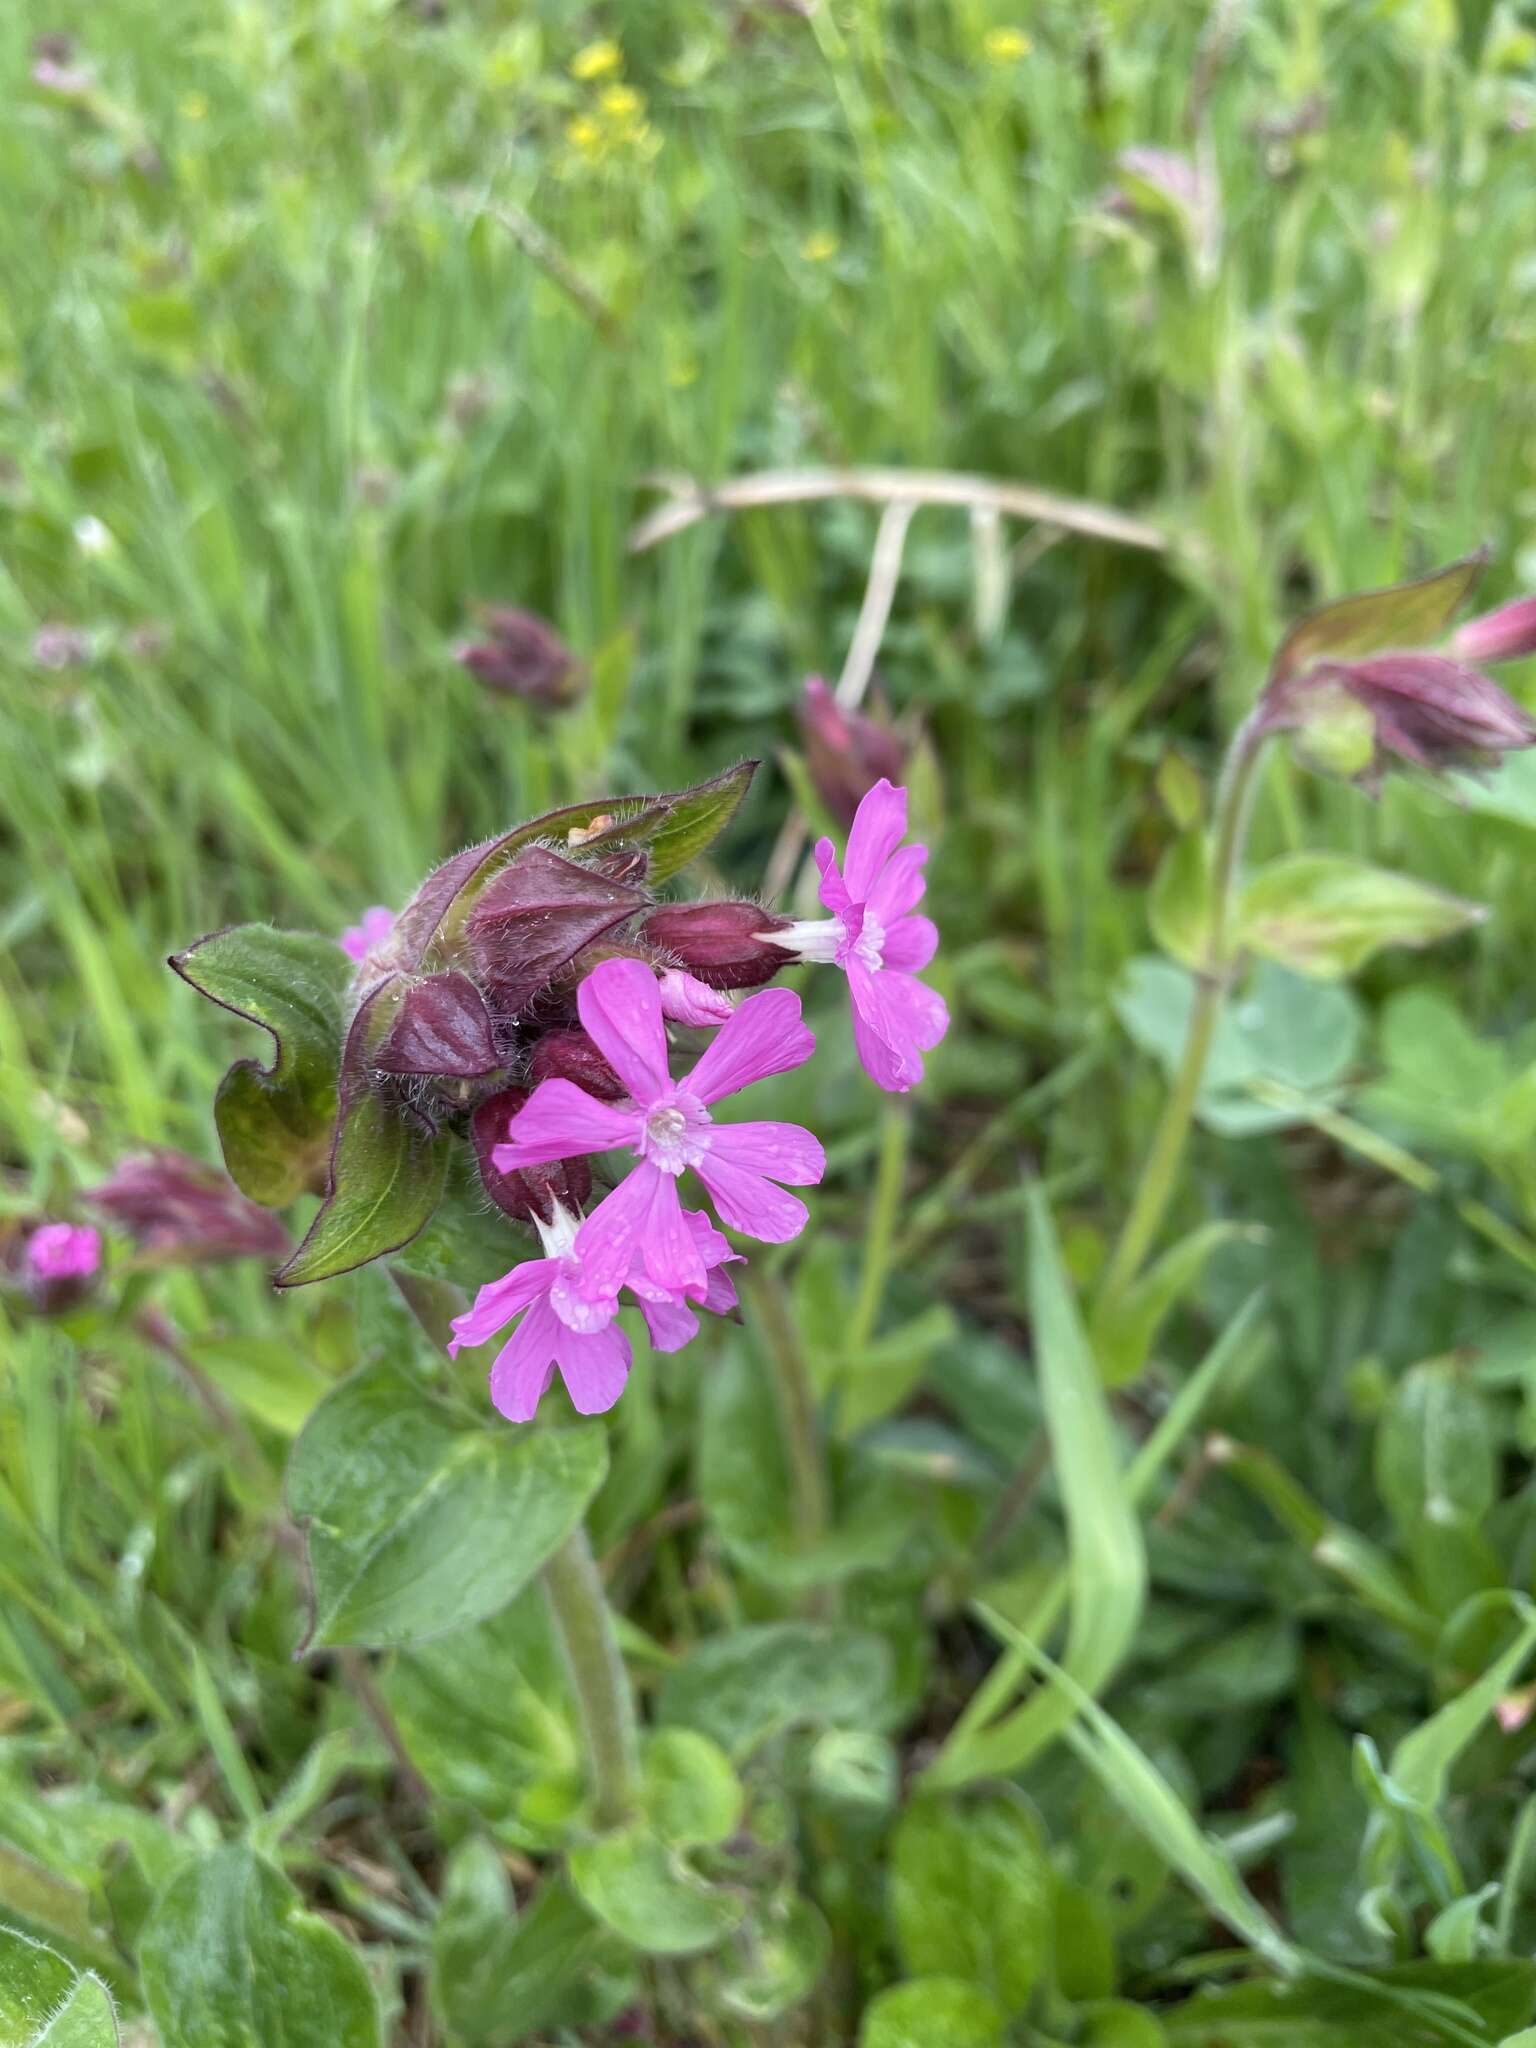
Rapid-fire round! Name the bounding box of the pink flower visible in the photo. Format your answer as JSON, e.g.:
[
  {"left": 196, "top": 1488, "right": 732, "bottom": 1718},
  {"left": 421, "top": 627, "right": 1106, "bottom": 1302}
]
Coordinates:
[
  {"left": 765, "top": 779, "right": 947, "bottom": 1094},
  {"left": 1450, "top": 596, "right": 1536, "bottom": 667},
  {"left": 448, "top": 1200, "right": 738, "bottom": 1422},
  {"left": 25, "top": 1223, "right": 101, "bottom": 1283},
  {"left": 339, "top": 905, "right": 396, "bottom": 962},
  {"left": 494, "top": 957, "right": 824, "bottom": 1300},
  {"left": 658, "top": 968, "right": 735, "bottom": 1028}
]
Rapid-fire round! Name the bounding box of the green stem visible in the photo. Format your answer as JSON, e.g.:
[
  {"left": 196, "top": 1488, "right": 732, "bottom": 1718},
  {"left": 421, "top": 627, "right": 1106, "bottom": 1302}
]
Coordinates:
[
  {"left": 1098, "top": 708, "right": 1269, "bottom": 1308},
  {"left": 849, "top": 1102, "right": 909, "bottom": 1351},
  {"left": 745, "top": 1271, "right": 829, "bottom": 1557},
  {"left": 542, "top": 1526, "right": 639, "bottom": 1830}
]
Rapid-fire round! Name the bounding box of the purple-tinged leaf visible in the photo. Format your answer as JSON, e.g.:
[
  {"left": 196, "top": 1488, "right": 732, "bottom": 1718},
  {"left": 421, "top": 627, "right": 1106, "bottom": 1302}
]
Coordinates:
[
  {"left": 1269, "top": 552, "right": 1488, "bottom": 686},
  {"left": 373, "top": 972, "right": 500, "bottom": 1078}
]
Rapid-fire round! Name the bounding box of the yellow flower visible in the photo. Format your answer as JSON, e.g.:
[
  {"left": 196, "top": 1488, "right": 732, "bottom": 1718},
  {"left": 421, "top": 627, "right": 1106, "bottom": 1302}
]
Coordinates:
[
  {"left": 599, "top": 83, "right": 644, "bottom": 121},
  {"left": 801, "top": 229, "right": 839, "bottom": 262},
  {"left": 570, "top": 38, "right": 622, "bottom": 81},
  {"left": 179, "top": 90, "right": 209, "bottom": 120},
  {"left": 566, "top": 114, "right": 605, "bottom": 161},
  {"left": 982, "top": 26, "right": 1031, "bottom": 63}
]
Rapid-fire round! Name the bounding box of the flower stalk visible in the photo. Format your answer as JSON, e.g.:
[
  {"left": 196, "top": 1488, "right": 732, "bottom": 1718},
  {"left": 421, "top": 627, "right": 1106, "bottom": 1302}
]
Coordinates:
[{"left": 542, "top": 1526, "right": 640, "bottom": 1830}]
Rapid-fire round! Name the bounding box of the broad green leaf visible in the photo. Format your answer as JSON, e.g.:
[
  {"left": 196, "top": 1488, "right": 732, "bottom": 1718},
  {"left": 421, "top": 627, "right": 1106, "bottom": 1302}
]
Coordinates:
[
  {"left": 858, "top": 1979, "right": 1006, "bottom": 2048},
  {"left": 431, "top": 1874, "right": 626, "bottom": 2044},
  {"left": 0, "top": 1931, "right": 118, "bottom": 2048},
  {"left": 1377, "top": 1359, "right": 1497, "bottom": 1538},
  {"left": 1270, "top": 553, "right": 1486, "bottom": 685},
  {"left": 286, "top": 1363, "right": 606, "bottom": 1648},
  {"left": 1238, "top": 855, "right": 1484, "bottom": 981},
  {"left": 1425, "top": 1886, "right": 1499, "bottom": 1963},
  {"left": 170, "top": 925, "right": 352, "bottom": 1204},
  {"left": 190, "top": 1335, "right": 331, "bottom": 1437},
  {"left": 890, "top": 1789, "right": 1051, "bottom": 2014},
  {"left": 1163, "top": 1961, "right": 1536, "bottom": 2045},
  {"left": 657, "top": 1623, "right": 894, "bottom": 1759},
  {"left": 639, "top": 1730, "right": 743, "bottom": 1847},
  {"left": 1092, "top": 1220, "right": 1258, "bottom": 1386},
  {"left": 1084, "top": 2002, "right": 1168, "bottom": 2046},
  {"left": 1052, "top": 1879, "right": 1116, "bottom": 2000},
  {"left": 569, "top": 1827, "right": 744, "bottom": 1956},
  {"left": 139, "top": 1845, "right": 380, "bottom": 2048},
  {"left": 940, "top": 1187, "right": 1145, "bottom": 1778},
  {"left": 384, "top": 1592, "right": 581, "bottom": 1851},
  {"left": 709, "top": 1893, "right": 830, "bottom": 2022},
  {"left": 1149, "top": 826, "right": 1214, "bottom": 970}
]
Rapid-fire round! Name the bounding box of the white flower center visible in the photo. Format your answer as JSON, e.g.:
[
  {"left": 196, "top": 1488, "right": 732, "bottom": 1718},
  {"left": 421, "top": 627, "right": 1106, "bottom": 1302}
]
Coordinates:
[
  {"left": 638, "top": 1090, "right": 712, "bottom": 1175},
  {"left": 766, "top": 909, "right": 886, "bottom": 972}
]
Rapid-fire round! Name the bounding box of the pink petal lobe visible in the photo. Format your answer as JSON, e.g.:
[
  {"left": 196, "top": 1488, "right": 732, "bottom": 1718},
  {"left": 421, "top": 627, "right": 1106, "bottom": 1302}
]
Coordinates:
[
  {"left": 882, "top": 912, "right": 939, "bottom": 973},
  {"left": 847, "top": 961, "right": 949, "bottom": 1093},
  {"left": 867, "top": 843, "right": 929, "bottom": 923},
  {"left": 488, "top": 1296, "right": 562, "bottom": 1421},
  {"left": 494, "top": 1079, "right": 640, "bottom": 1171},
  {"left": 686, "top": 987, "right": 816, "bottom": 1104},
  {"left": 576, "top": 958, "right": 671, "bottom": 1104},
  {"left": 842, "top": 779, "right": 908, "bottom": 898},
  {"left": 814, "top": 838, "right": 853, "bottom": 916},
  {"left": 448, "top": 1259, "right": 555, "bottom": 1358},
  {"left": 637, "top": 1292, "right": 699, "bottom": 1353},
  {"left": 554, "top": 1320, "right": 632, "bottom": 1414},
  {"left": 658, "top": 969, "right": 735, "bottom": 1028},
  {"left": 573, "top": 1165, "right": 663, "bottom": 1301},
  {"left": 694, "top": 1154, "right": 810, "bottom": 1243},
  {"left": 708, "top": 1120, "right": 825, "bottom": 1186}
]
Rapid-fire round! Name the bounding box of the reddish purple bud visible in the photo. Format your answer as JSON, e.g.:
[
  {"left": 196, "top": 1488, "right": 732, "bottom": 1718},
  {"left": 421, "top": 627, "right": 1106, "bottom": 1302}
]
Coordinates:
[
  {"left": 32, "top": 623, "right": 91, "bottom": 670},
  {"left": 528, "top": 1028, "right": 627, "bottom": 1101},
  {"left": 1450, "top": 596, "right": 1536, "bottom": 666},
  {"left": 456, "top": 607, "right": 585, "bottom": 709},
  {"left": 658, "top": 968, "right": 734, "bottom": 1028},
  {"left": 86, "top": 1150, "right": 290, "bottom": 1264},
  {"left": 471, "top": 1088, "right": 592, "bottom": 1221},
  {"left": 374, "top": 972, "right": 500, "bottom": 1078},
  {"left": 1278, "top": 654, "right": 1536, "bottom": 782},
  {"left": 640, "top": 901, "right": 791, "bottom": 991},
  {"left": 467, "top": 846, "right": 647, "bottom": 1010},
  {"left": 798, "top": 676, "right": 909, "bottom": 829},
  {"left": 9, "top": 1221, "right": 102, "bottom": 1313}
]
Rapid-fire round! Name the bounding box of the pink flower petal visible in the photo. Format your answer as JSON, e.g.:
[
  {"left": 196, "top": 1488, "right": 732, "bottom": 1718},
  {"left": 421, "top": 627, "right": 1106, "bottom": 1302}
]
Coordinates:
[
  {"left": 488, "top": 1295, "right": 562, "bottom": 1421},
  {"left": 867, "top": 842, "right": 928, "bottom": 923},
  {"left": 554, "top": 1320, "right": 632, "bottom": 1414},
  {"left": 340, "top": 905, "right": 396, "bottom": 962},
  {"left": 576, "top": 1165, "right": 710, "bottom": 1300},
  {"left": 882, "top": 912, "right": 938, "bottom": 973},
  {"left": 447, "top": 1258, "right": 555, "bottom": 1358},
  {"left": 694, "top": 1153, "right": 810, "bottom": 1242},
  {"left": 847, "top": 961, "right": 949, "bottom": 1093},
  {"left": 637, "top": 1292, "right": 699, "bottom": 1353},
  {"left": 703, "top": 1262, "right": 740, "bottom": 1314},
  {"left": 708, "top": 1120, "right": 825, "bottom": 1186},
  {"left": 686, "top": 987, "right": 816, "bottom": 1104},
  {"left": 658, "top": 968, "right": 736, "bottom": 1028},
  {"left": 842, "top": 778, "right": 908, "bottom": 898},
  {"left": 494, "top": 1079, "right": 640, "bottom": 1172},
  {"left": 576, "top": 958, "right": 671, "bottom": 1105},
  {"left": 814, "top": 839, "right": 853, "bottom": 916}
]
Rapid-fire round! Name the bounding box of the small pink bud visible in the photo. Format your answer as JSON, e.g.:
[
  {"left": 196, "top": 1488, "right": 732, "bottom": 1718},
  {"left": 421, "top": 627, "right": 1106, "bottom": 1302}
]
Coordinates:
[
  {"left": 640, "top": 901, "right": 790, "bottom": 991},
  {"left": 374, "top": 972, "right": 500, "bottom": 1078},
  {"left": 86, "top": 1151, "right": 289, "bottom": 1264},
  {"left": 798, "top": 676, "right": 908, "bottom": 829},
  {"left": 658, "top": 969, "right": 734, "bottom": 1028},
  {"left": 25, "top": 1222, "right": 101, "bottom": 1283},
  {"left": 340, "top": 905, "right": 396, "bottom": 963},
  {"left": 456, "top": 607, "right": 584, "bottom": 709},
  {"left": 471, "top": 1088, "right": 592, "bottom": 1222},
  {"left": 527, "top": 1028, "right": 626, "bottom": 1101},
  {"left": 467, "top": 847, "right": 647, "bottom": 1010},
  {"left": 1450, "top": 595, "right": 1536, "bottom": 666}
]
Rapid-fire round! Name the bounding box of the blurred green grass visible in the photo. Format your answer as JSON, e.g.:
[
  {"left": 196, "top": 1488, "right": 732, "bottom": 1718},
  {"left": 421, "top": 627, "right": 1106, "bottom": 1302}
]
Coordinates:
[{"left": 10, "top": 0, "right": 1536, "bottom": 2038}]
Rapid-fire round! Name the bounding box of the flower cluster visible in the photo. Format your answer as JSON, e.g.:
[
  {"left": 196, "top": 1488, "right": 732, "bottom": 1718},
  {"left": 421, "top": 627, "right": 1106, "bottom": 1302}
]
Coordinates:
[{"left": 446, "top": 778, "right": 947, "bottom": 1422}]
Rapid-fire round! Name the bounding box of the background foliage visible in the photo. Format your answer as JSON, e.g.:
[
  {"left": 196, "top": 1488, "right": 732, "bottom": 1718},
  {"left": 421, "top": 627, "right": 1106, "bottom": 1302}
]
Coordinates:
[{"left": 7, "top": 0, "right": 1536, "bottom": 2042}]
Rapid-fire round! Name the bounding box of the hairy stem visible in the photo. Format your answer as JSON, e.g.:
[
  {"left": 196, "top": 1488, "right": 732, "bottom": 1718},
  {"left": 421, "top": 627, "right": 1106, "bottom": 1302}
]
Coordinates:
[
  {"left": 746, "top": 1270, "right": 830, "bottom": 1568},
  {"left": 543, "top": 1527, "right": 640, "bottom": 1830},
  {"left": 1098, "top": 709, "right": 1269, "bottom": 1308}
]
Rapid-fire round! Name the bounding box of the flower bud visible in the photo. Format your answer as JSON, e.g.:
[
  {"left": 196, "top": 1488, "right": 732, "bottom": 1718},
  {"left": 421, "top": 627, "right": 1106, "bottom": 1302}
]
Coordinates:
[
  {"left": 86, "top": 1151, "right": 290, "bottom": 1264},
  {"left": 471, "top": 1088, "right": 592, "bottom": 1221},
  {"left": 467, "top": 846, "right": 647, "bottom": 1011},
  {"left": 373, "top": 972, "right": 500, "bottom": 1078},
  {"left": 1450, "top": 596, "right": 1536, "bottom": 667},
  {"left": 1314, "top": 654, "right": 1536, "bottom": 780},
  {"left": 639, "top": 902, "right": 791, "bottom": 990},
  {"left": 16, "top": 1222, "right": 101, "bottom": 1312},
  {"left": 527, "top": 1027, "right": 626, "bottom": 1100},
  {"left": 340, "top": 905, "right": 396, "bottom": 964},
  {"left": 658, "top": 968, "right": 735, "bottom": 1028},
  {"left": 456, "top": 607, "right": 584, "bottom": 709},
  {"left": 798, "top": 676, "right": 907, "bottom": 828}
]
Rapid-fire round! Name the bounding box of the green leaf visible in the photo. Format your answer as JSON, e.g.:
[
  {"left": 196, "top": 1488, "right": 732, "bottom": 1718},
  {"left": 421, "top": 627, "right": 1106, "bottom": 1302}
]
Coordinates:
[
  {"left": 858, "top": 1979, "right": 1006, "bottom": 2048},
  {"left": 1092, "top": 1220, "right": 1259, "bottom": 1386},
  {"left": 1390, "top": 1596, "right": 1536, "bottom": 1810},
  {"left": 657, "top": 1622, "right": 894, "bottom": 1759},
  {"left": 1149, "top": 826, "right": 1214, "bottom": 971},
  {"left": 286, "top": 1363, "right": 607, "bottom": 1648},
  {"left": 1162, "top": 1962, "right": 1536, "bottom": 2045},
  {"left": 569, "top": 1827, "right": 744, "bottom": 1956},
  {"left": 709, "top": 1893, "right": 830, "bottom": 2022},
  {"left": 431, "top": 1874, "right": 626, "bottom": 2044},
  {"left": 890, "top": 1788, "right": 1052, "bottom": 2014},
  {"left": 0, "top": 1931, "right": 118, "bottom": 2048},
  {"left": 1238, "top": 855, "right": 1485, "bottom": 981},
  {"left": 139, "top": 1845, "right": 380, "bottom": 2048},
  {"left": 1083, "top": 2002, "right": 1168, "bottom": 2047},
  {"left": 170, "top": 925, "right": 352, "bottom": 1204},
  {"left": 1377, "top": 1359, "right": 1497, "bottom": 1540},
  {"left": 640, "top": 1730, "right": 743, "bottom": 1847},
  {"left": 1270, "top": 553, "right": 1487, "bottom": 685}
]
